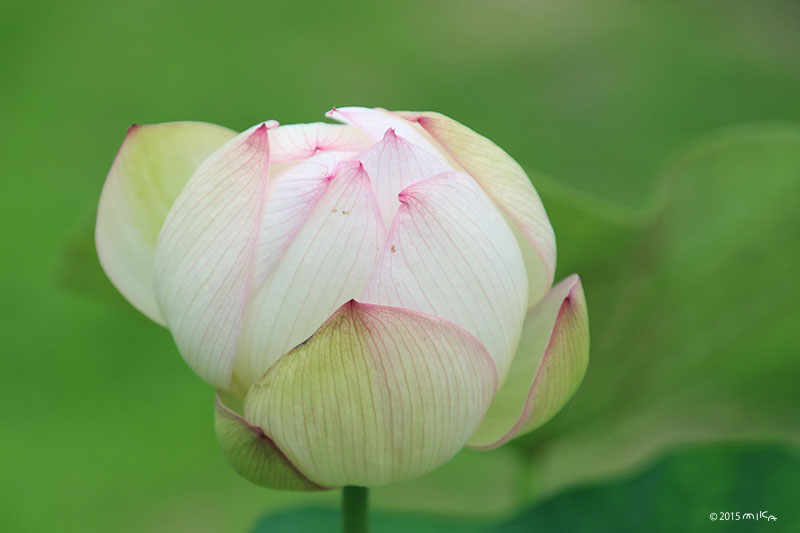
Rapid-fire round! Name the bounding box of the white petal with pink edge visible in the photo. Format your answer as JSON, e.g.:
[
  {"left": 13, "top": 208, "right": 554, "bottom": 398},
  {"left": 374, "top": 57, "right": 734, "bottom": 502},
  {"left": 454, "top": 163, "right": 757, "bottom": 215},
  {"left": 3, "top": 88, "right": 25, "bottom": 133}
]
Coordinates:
[
  {"left": 232, "top": 161, "right": 385, "bottom": 390},
  {"left": 362, "top": 171, "right": 528, "bottom": 383},
  {"left": 153, "top": 123, "right": 272, "bottom": 389},
  {"left": 269, "top": 122, "right": 372, "bottom": 163},
  {"left": 253, "top": 150, "right": 356, "bottom": 287},
  {"left": 326, "top": 107, "right": 446, "bottom": 160},
  {"left": 358, "top": 128, "right": 450, "bottom": 227}
]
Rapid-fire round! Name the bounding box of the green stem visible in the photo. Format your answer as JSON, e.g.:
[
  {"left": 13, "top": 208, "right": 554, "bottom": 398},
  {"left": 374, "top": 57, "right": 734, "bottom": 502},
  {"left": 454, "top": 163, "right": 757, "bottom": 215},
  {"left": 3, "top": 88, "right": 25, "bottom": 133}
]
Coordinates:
[{"left": 342, "top": 486, "right": 369, "bottom": 533}]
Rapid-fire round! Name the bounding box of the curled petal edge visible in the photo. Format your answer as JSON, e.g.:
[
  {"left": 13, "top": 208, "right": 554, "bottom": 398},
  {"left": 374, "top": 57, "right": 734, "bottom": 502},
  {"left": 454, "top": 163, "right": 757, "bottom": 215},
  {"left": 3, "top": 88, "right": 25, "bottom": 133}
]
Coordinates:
[
  {"left": 214, "top": 393, "right": 328, "bottom": 491},
  {"left": 467, "top": 274, "right": 589, "bottom": 450}
]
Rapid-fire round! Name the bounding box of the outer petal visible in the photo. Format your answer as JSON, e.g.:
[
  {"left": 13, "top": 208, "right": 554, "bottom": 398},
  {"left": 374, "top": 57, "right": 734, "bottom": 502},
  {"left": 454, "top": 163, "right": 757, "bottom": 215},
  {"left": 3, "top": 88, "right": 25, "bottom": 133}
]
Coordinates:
[
  {"left": 233, "top": 161, "right": 384, "bottom": 390},
  {"left": 269, "top": 122, "right": 371, "bottom": 163},
  {"left": 399, "top": 111, "right": 556, "bottom": 305},
  {"left": 214, "top": 394, "right": 327, "bottom": 491},
  {"left": 95, "top": 122, "right": 237, "bottom": 324},
  {"left": 358, "top": 128, "right": 450, "bottom": 227},
  {"left": 153, "top": 123, "right": 273, "bottom": 388},
  {"left": 467, "top": 275, "right": 589, "bottom": 450},
  {"left": 362, "top": 171, "right": 528, "bottom": 383},
  {"left": 244, "top": 301, "right": 498, "bottom": 488}
]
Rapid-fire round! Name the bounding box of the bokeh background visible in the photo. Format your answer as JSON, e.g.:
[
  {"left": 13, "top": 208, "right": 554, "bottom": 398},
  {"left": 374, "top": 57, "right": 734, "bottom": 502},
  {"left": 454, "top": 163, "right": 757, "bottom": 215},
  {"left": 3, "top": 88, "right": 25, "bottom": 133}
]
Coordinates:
[{"left": 2, "top": 1, "right": 799, "bottom": 531}]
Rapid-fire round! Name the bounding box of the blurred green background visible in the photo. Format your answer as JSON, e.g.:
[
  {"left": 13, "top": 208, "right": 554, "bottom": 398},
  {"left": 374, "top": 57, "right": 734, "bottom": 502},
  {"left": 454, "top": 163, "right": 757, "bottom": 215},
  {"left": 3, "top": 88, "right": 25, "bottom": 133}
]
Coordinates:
[{"left": 2, "top": 0, "right": 799, "bottom": 531}]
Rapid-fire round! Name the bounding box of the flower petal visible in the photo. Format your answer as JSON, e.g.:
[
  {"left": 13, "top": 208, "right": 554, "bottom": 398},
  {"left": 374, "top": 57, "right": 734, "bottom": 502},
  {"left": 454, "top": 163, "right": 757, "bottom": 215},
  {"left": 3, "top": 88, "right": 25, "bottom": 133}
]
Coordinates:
[
  {"left": 214, "top": 394, "right": 326, "bottom": 491},
  {"left": 400, "top": 111, "right": 556, "bottom": 305},
  {"left": 153, "top": 123, "right": 273, "bottom": 389},
  {"left": 95, "top": 122, "right": 237, "bottom": 324},
  {"left": 362, "top": 171, "right": 528, "bottom": 383},
  {"left": 467, "top": 275, "right": 589, "bottom": 450},
  {"left": 358, "top": 128, "right": 450, "bottom": 227},
  {"left": 232, "top": 161, "right": 385, "bottom": 390},
  {"left": 269, "top": 122, "right": 371, "bottom": 163},
  {"left": 244, "top": 301, "right": 497, "bottom": 488}
]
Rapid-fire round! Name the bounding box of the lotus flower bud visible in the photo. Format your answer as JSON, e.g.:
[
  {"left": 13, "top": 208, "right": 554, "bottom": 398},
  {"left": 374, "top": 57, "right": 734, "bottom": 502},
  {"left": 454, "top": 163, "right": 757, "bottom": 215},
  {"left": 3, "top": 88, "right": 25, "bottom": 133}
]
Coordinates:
[{"left": 96, "top": 108, "right": 589, "bottom": 490}]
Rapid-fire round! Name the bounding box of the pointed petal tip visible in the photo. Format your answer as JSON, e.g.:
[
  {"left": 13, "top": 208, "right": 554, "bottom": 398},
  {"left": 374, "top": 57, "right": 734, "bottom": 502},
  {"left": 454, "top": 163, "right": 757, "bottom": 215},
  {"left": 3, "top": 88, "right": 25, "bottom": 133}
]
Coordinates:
[
  {"left": 557, "top": 274, "right": 584, "bottom": 310},
  {"left": 245, "top": 122, "right": 275, "bottom": 146},
  {"left": 397, "top": 111, "right": 421, "bottom": 123},
  {"left": 325, "top": 106, "right": 363, "bottom": 121},
  {"left": 396, "top": 187, "right": 415, "bottom": 205},
  {"left": 335, "top": 159, "right": 368, "bottom": 181},
  {"left": 334, "top": 298, "right": 369, "bottom": 317},
  {"left": 563, "top": 273, "right": 581, "bottom": 292},
  {"left": 396, "top": 170, "right": 465, "bottom": 203},
  {"left": 253, "top": 120, "right": 279, "bottom": 132}
]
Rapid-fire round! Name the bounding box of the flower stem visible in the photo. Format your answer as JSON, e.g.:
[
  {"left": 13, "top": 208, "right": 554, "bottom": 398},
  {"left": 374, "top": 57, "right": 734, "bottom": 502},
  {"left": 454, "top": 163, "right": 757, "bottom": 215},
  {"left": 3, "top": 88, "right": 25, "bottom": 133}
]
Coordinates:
[{"left": 342, "top": 486, "right": 369, "bottom": 533}]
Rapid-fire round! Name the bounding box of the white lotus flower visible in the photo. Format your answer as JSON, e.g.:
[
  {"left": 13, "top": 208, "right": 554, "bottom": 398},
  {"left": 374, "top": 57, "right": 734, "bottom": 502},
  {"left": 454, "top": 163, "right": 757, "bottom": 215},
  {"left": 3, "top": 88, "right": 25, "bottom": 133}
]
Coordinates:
[{"left": 96, "top": 107, "right": 589, "bottom": 490}]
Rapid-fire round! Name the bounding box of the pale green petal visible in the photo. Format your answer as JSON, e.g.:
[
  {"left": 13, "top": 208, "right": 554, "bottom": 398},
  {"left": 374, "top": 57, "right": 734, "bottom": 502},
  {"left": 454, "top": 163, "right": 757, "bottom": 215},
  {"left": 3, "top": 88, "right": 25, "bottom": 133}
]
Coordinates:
[
  {"left": 95, "top": 122, "right": 237, "bottom": 324},
  {"left": 244, "top": 301, "right": 497, "bottom": 488},
  {"left": 214, "top": 394, "right": 326, "bottom": 492},
  {"left": 468, "top": 275, "right": 589, "bottom": 449}
]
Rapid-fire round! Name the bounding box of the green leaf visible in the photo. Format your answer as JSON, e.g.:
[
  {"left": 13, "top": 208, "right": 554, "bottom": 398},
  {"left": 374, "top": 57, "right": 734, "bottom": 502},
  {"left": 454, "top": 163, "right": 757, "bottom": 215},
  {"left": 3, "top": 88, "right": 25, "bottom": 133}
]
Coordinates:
[
  {"left": 252, "top": 444, "right": 800, "bottom": 532},
  {"left": 504, "top": 444, "right": 799, "bottom": 532},
  {"left": 518, "top": 122, "right": 800, "bottom": 498}
]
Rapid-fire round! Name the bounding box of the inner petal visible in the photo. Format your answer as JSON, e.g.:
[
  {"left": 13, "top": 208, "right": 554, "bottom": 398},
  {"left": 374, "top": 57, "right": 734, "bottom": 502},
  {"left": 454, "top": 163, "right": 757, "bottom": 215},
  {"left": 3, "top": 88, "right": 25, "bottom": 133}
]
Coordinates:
[
  {"left": 233, "top": 161, "right": 385, "bottom": 390},
  {"left": 361, "top": 171, "right": 528, "bottom": 383},
  {"left": 268, "top": 122, "right": 372, "bottom": 163},
  {"left": 254, "top": 150, "right": 357, "bottom": 286},
  {"left": 358, "top": 128, "right": 451, "bottom": 227}
]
